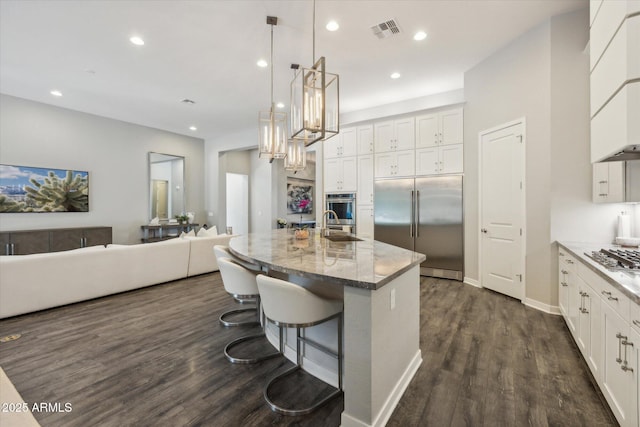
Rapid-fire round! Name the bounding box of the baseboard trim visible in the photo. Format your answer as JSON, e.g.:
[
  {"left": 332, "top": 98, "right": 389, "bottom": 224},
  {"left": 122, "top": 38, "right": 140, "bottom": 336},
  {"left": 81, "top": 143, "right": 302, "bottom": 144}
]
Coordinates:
[
  {"left": 341, "top": 350, "right": 423, "bottom": 427},
  {"left": 463, "top": 277, "right": 481, "bottom": 288},
  {"left": 524, "top": 298, "right": 561, "bottom": 315}
]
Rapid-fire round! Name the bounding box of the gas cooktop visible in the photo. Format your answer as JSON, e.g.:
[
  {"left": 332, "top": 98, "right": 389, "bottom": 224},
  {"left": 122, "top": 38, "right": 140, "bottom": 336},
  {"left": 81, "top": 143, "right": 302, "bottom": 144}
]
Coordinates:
[{"left": 585, "top": 249, "right": 640, "bottom": 272}]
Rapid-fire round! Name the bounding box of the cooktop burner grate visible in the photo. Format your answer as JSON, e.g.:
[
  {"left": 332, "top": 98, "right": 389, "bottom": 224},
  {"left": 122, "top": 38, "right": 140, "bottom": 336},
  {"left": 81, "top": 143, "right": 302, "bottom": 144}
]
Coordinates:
[{"left": 585, "top": 249, "right": 640, "bottom": 271}]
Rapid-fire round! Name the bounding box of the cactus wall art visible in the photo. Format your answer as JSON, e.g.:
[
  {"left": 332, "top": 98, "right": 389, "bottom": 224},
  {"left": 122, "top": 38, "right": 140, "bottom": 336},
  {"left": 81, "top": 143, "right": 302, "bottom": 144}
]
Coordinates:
[{"left": 0, "top": 164, "right": 89, "bottom": 213}]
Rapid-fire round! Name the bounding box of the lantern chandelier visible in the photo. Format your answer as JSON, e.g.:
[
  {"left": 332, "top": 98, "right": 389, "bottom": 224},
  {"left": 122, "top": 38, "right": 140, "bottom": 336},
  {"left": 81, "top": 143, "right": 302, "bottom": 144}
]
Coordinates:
[
  {"left": 290, "top": 0, "right": 340, "bottom": 147},
  {"left": 258, "top": 16, "right": 287, "bottom": 161}
]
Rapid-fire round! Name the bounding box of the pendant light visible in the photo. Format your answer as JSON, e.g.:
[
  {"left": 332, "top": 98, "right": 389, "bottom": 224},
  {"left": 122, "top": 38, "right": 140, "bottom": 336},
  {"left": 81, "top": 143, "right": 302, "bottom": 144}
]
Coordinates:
[
  {"left": 259, "top": 16, "right": 287, "bottom": 160},
  {"left": 284, "top": 139, "right": 307, "bottom": 171},
  {"left": 290, "top": 0, "right": 339, "bottom": 147}
]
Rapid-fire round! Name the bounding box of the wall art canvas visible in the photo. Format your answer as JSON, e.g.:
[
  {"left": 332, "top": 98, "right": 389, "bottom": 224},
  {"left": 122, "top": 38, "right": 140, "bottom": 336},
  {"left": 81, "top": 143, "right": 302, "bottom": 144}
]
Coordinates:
[
  {"left": 287, "top": 179, "right": 313, "bottom": 214},
  {"left": 0, "top": 164, "right": 89, "bottom": 213}
]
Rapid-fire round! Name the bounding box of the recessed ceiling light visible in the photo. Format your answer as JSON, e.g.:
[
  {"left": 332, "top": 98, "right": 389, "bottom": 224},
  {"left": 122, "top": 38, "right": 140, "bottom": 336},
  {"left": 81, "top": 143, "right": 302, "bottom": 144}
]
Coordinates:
[
  {"left": 50, "top": 90, "right": 62, "bottom": 97},
  {"left": 189, "top": 126, "right": 197, "bottom": 131},
  {"left": 276, "top": 102, "right": 285, "bottom": 109},
  {"left": 326, "top": 20, "right": 339, "bottom": 31},
  {"left": 413, "top": 31, "right": 427, "bottom": 41},
  {"left": 130, "top": 36, "right": 145, "bottom": 46},
  {"left": 390, "top": 72, "right": 401, "bottom": 79},
  {"left": 257, "top": 59, "right": 268, "bottom": 68}
]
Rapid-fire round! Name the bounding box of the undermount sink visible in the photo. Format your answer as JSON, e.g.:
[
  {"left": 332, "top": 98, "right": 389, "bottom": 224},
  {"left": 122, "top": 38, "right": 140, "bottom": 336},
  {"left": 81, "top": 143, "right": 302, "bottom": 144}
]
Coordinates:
[{"left": 324, "top": 234, "right": 363, "bottom": 242}]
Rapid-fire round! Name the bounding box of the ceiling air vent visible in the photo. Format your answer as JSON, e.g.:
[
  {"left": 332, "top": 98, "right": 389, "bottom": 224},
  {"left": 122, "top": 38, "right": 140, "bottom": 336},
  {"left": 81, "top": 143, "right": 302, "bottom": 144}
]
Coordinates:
[{"left": 370, "top": 19, "right": 401, "bottom": 39}]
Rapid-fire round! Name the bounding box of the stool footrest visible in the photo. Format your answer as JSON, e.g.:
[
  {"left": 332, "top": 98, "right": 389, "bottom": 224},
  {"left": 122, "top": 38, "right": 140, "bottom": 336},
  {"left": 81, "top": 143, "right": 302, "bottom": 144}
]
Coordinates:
[
  {"left": 224, "top": 333, "right": 281, "bottom": 364},
  {"left": 219, "top": 307, "right": 259, "bottom": 327},
  {"left": 263, "top": 365, "right": 343, "bottom": 416}
]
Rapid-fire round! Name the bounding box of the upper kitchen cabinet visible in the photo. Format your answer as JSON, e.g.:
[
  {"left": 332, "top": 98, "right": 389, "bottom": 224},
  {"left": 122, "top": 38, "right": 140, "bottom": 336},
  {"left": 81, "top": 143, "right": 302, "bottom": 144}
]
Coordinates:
[
  {"left": 325, "top": 156, "right": 357, "bottom": 193},
  {"left": 415, "top": 108, "right": 463, "bottom": 148},
  {"left": 357, "top": 125, "right": 374, "bottom": 155},
  {"left": 374, "top": 117, "right": 415, "bottom": 153},
  {"left": 324, "top": 127, "right": 357, "bottom": 159},
  {"left": 593, "top": 162, "right": 625, "bottom": 203},
  {"left": 590, "top": 1, "right": 640, "bottom": 163}
]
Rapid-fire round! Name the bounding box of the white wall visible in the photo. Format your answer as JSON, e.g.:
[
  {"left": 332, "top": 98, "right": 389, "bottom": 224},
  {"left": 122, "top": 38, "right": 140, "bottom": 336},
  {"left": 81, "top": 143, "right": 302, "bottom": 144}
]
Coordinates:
[
  {"left": 464, "top": 8, "right": 631, "bottom": 309},
  {"left": 0, "top": 94, "right": 205, "bottom": 244}
]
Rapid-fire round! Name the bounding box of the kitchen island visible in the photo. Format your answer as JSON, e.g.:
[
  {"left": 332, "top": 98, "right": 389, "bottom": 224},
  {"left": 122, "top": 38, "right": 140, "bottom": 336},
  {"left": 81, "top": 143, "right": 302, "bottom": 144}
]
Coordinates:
[{"left": 229, "top": 229, "right": 425, "bottom": 427}]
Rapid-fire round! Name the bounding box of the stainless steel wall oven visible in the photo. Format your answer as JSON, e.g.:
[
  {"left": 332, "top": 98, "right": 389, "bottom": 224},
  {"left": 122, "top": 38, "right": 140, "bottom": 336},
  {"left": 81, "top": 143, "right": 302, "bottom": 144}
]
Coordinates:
[{"left": 325, "top": 193, "right": 356, "bottom": 233}]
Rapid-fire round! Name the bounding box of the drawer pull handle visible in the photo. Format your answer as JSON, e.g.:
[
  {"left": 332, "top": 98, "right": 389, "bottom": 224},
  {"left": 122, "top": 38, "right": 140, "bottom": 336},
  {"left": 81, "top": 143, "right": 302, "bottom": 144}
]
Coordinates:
[
  {"left": 608, "top": 296, "right": 619, "bottom": 302},
  {"left": 621, "top": 364, "right": 634, "bottom": 373},
  {"left": 566, "top": 259, "right": 574, "bottom": 264},
  {"left": 633, "top": 320, "right": 640, "bottom": 327},
  {"left": 561, "top": 282, "right": 568, "bottom": 287},
  {"left": 601, "top": 291, "right": 611, "bottom": 296},
  {"left": 561, "top": 270, "right": 568, "bottom": 274}
]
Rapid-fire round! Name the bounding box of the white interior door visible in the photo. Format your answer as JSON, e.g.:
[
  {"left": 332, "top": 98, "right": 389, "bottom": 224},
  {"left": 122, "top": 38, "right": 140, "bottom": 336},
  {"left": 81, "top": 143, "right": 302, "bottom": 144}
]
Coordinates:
[
  {"left": 479, "top": 120, "right": 525, "bottom": 301},
  {"left": 226, "top": 173, "right": 248, "bottom": 236}
]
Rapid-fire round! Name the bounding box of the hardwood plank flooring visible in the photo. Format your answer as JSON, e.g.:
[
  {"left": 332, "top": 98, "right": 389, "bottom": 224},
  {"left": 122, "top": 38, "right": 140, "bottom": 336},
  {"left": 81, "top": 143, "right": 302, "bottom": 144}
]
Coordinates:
[{"left": 0, "top": 274, "right": 616, "bottom": 426}]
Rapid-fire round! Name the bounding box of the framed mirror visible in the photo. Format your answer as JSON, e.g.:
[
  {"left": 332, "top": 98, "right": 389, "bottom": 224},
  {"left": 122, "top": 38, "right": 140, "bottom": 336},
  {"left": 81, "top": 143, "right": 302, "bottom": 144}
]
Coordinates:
[{"left": 148, "top": 152, "right": 185, "bottom": 220}]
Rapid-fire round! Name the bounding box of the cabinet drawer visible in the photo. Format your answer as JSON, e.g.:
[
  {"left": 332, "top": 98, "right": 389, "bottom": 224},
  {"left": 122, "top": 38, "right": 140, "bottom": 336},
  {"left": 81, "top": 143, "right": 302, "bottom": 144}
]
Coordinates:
[
  {"left": 559, "top": 251, "right": 578, "bottom": 274},
  {"left": 591, "top": 15, "right": 640, "bottom": 115},
  {"left": 631, "top": 301, "right": 640, "bottom": 333},
  {"left": 578, "top": 262, "right": 631, "bottom": 321}
]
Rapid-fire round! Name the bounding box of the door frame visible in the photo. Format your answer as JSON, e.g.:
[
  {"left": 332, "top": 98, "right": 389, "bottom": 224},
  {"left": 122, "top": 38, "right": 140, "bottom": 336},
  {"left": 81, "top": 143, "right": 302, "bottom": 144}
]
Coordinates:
[{"left": 478, "top": 117, "right": 527, "bottom": 302}]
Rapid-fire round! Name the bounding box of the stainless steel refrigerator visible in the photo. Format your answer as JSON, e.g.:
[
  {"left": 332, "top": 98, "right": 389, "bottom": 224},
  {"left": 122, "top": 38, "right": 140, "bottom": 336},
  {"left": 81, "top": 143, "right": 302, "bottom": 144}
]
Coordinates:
[{"left": 374, "top": 176, "right": 463, "bottom": 280}]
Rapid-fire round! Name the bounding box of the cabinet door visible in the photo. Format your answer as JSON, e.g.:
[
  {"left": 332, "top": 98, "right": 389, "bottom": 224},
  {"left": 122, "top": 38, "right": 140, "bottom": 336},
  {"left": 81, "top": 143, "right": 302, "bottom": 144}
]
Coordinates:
[
  {"left": 559, "top": 252, "right": 570, "bottom": 317},
  {"left": 324, "top": 136, "right": 341, "bottom": 159},
  {"left": 584, "top": 285, "right": 603, "bottom": 383},
  {"left": 358, "top": 155, "right": 374, "bottom": 205},
  {"left": 357, "top": 125, "right": 374, "bottom": 155},
  {"left": 440, "top": 108, "right": 463, "bottom": 146},
  {"left": 356, "top": 205, "right": 374, "bottom": 239},
  {"left": 440, "top": 144, "right": 464, "bottom": 174},
  {"left": 630, "top": 328, "right": 640, "bottom": 427},
  {"left": 0, "top": 232, "right": 11, "bottom": 255},
  {"left": 85, "top": 227, "right": 112, "bottom": 247},
  {"left": 324, "top": 158, "right": 341, "bottom": 192},
  {"left": 374, "top": 152, "right": 395, "bottom": 178},
  {"left": 601, "top": 302, "right": 637, "bottom": 426},
  {"left": 415, "top": 147, "right": 439, "bottom": 176},
  {"left": 594, "top": 162, "right": 625, "bottom": 203},
  {"left": 395, "top": 150, "right": 415, "bottom": 177},
  {"left": 9, "top": 230, "right": 50, "bottom": 255},
  {"left": 50, "top": 229, "right": 84, "bottom": 252},
  {"left": 416, "top": 113, "right": 439, "bottom": 148},
  {"left": 394, "top": 117, "right": 415, "bottom": 151},
  {"left": 374, "top": 121, "right": 394, "bottom": 153},
  {"left": 341, "top": 127, "right": 358, "bottom": 157},
  {"left": 341, "top": 157, "right": 358, "bottom": 192}
]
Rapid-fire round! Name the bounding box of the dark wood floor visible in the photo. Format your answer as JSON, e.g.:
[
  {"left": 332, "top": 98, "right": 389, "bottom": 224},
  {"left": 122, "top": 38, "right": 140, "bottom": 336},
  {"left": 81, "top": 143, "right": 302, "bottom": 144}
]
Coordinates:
[{"left": 0, "top": 274, "right": 616, "bottom": 426}]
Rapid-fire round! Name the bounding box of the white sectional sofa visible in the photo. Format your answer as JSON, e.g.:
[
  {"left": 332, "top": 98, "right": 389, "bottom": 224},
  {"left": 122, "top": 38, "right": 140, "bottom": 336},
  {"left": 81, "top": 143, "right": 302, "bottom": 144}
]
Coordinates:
[{"left": 0, "top": 233, "right": 234, "bottom": 319}]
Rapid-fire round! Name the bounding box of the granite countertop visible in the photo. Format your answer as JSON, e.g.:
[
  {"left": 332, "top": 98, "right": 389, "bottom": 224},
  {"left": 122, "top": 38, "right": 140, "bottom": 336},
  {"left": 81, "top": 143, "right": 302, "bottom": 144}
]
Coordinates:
[
  {"left": 229, "top": 229, "right": 426, "bottom": 290},
  {"left": 558, "top": 241, "right": 640, "bottom": 305}
]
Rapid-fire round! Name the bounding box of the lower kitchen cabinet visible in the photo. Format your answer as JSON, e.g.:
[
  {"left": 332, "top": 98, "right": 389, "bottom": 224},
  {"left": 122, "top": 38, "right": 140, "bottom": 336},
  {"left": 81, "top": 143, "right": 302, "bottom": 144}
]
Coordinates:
[
  {"left": 356, "top": 205, "right": 374, "bottom": 239},
  {"left": 558, "top": 245, "right": 640, "bottom": 427},
  {"left": 602, "top": 301, "right": 638, "bottom": 426}
]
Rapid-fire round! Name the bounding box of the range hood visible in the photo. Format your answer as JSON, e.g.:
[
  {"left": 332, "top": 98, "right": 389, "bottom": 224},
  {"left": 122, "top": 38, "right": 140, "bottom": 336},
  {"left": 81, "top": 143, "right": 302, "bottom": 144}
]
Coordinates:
[{"left": 599, "top": 145, "right": 640, "bottom": 162}]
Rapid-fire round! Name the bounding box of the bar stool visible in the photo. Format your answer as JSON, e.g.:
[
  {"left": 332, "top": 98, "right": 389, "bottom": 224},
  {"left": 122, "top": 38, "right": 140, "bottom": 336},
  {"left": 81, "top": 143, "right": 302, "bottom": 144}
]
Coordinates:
[
  {"left": 216, "top": 257, "right": 279, "bottom": 364},
  {"left": 256, "top": 275, "right": 343, "bottom": 416},
  {"left": 214, "top": 245, "right": 260, "bottom": 327}
]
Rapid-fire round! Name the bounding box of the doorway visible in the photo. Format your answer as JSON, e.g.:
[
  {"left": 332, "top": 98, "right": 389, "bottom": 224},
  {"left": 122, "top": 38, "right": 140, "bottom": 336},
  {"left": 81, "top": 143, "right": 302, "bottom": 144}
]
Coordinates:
[
  {"left": 479, "top": 119, "right": 526, "bottom": 301},
  {"left": 226, "top": 173, "right": 249, "bottom": 236}
]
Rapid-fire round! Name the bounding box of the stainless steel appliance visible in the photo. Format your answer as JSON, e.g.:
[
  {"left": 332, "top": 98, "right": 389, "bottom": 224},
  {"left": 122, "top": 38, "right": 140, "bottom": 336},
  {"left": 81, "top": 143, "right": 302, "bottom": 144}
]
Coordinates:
[
  {"left": 374, "top": 176, "right": 463, "bottom": 280},
  {"left": 586, "top": 249, "right": 640, "bottom": 272},
  {"left": 325, "top": 193, "right": 356, "bottom": 233}
]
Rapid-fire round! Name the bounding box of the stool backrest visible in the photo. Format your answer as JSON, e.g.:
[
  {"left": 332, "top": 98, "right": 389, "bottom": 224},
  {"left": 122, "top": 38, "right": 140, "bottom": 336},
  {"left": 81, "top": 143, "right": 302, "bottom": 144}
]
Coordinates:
[
  {"left": 218, "top": 257, "right": 260, "bottom": 297},
  {"left": 256, "top": 275, "right": 343, "bottom": 327},
  {"left": 213, "top": 245, "right": 232, "bottom": 262}
]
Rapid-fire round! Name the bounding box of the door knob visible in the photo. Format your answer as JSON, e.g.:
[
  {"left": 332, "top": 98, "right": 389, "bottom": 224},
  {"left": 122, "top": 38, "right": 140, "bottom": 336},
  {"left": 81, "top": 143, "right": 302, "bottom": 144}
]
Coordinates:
[{"left": 481, "top": 228, "right": 488, "bottom": 233}]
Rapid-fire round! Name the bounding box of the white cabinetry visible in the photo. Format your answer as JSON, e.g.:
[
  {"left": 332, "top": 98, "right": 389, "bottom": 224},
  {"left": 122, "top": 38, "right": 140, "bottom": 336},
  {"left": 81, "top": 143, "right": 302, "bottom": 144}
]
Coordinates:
[
  {"left": 593, "top": 161, "right": 625, "bottom": 203},
  {"left": 375, "top": 150, "right": 415, "bottom": 178},
  {"left": 559, "top": 245, "right": 640, "bottom": 427},
  {"left": 324, "top": 157, "right": 357, "bottom": 192},
  {"left": 358, "top": 155, "right": 374, "bottom": 205},
  {"left": 590, "top": 1, "right": 640, "bottom": 162},
  {"left": 357, "top": 125, "right": 374, "bottom": 155},
  {"left": 415, "top": 108, "right": 463, "bottom": 176},
  {"left": 356, "top": 205, "right": 374, "bottom": 239},
  {"left": 325, "top": 127, "right": 357, "bottom": 158},
  {"left": 374, "top": 118, "right": 415, "bottom": 153}
]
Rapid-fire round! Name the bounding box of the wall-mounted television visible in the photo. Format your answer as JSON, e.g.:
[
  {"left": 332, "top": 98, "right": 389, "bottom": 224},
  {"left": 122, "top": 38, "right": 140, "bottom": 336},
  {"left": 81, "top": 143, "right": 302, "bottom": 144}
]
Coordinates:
[{"left": 0, "top": 164, "right": 89, "bottom": 213}]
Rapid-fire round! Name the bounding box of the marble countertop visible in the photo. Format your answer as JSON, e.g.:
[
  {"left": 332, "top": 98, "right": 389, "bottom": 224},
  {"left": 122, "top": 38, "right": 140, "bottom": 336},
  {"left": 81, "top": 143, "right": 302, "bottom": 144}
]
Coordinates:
[
  {"left": 229, "top": 229, "right": 426, "bottom": 290},
  {"left": 558, "top": 241, "right": 640, "bottom": 305}
]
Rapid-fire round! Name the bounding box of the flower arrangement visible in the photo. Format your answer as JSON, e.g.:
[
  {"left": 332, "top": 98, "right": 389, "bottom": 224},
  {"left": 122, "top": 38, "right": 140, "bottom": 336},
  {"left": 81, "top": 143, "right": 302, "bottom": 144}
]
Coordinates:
[
  {"left": 277, "top": 218, "right": 287, "bottom": 226},
  {"left": 175, "top": 214, "right": 189, "bottom": 224}
]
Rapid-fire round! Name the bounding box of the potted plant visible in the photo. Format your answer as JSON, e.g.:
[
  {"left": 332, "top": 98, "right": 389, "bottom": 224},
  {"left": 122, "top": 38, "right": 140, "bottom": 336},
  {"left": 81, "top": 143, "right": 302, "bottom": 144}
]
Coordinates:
[{"left": 175, "top": 214, "right": 189, "bottom": 224}]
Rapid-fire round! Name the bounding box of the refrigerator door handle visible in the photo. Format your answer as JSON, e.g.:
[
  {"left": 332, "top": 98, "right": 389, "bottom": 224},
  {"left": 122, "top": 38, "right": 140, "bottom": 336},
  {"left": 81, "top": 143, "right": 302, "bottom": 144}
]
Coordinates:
[
  {"left": 410, "top": 190, "right": 415, "bottom": 237},
  {"left": 415, "top": 190, "right": 420, "bottom": 237}
]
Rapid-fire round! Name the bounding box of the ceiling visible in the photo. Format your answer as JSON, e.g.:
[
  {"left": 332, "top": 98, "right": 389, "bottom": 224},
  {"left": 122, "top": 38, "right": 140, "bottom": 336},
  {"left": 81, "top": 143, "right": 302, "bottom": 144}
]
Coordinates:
[{"left": 0, "top": 0, "right": 587, "bottom": 143}]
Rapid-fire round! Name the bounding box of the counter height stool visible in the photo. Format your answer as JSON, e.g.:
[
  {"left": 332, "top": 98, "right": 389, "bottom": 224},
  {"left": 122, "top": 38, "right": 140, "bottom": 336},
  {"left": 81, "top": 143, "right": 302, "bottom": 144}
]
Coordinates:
[
  {"left": 216, "top": 257, "right": 280, "bottom": 364},
  {"left": 214, "top": 245, "right": 260, "bottom": 327},
  {"left": 256, "top": 275, "right": 343, "bottom": 416}
]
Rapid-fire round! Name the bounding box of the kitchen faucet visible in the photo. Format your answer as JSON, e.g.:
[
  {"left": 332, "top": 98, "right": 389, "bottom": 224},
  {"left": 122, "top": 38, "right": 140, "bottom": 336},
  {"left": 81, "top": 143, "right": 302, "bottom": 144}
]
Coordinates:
[{"left": 322, "top": 210, "right": 339, "bottom": 237}]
